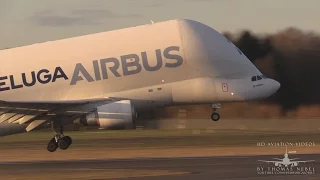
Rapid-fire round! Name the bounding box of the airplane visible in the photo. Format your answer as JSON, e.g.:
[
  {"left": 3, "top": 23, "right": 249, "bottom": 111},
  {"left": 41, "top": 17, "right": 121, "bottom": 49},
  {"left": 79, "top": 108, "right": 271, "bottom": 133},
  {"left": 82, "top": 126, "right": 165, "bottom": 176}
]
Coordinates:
[
  {"left": 0, "top": 19, "right": 280, "bottom": 152},
  {"left": 258, "top": 146, "right": 315, "bottom": 167}
]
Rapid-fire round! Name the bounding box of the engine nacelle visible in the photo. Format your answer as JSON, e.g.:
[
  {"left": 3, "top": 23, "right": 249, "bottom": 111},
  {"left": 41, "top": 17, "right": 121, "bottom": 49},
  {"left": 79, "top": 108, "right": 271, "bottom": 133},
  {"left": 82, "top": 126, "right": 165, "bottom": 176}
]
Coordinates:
[
  {"left": 0, "top": 122, "right": 27, "bottom": 137},
  {"left": 80, "top": 100, "right": 136, "bottom": 130}
]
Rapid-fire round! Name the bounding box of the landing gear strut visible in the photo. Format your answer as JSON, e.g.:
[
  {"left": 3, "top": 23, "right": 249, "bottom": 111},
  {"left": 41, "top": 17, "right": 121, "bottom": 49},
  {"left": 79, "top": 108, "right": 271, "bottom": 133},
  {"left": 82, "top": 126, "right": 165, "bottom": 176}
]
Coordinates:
[
  {"left": 211, "top": 103, "right": 221, "bottom": 121},
  {"left": 47, "top": 121, "right": 72, "bottom": 152}
]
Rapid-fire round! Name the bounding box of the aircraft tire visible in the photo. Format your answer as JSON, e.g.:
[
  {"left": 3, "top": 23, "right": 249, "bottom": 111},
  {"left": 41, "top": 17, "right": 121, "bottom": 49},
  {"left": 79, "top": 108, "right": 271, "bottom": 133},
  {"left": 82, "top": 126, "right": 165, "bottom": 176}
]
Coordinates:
[
  {"left": 211, "top": 112, "right": 220, "bottom": 121},
  {"left": 63, "top": 136, "right": 72, "bottom": 146},
  {"left": 58, "top": 138, "right": 69, "bottom": 150},
  {"left": 47, "top": 139, "right": 58, "bottom": 152}
]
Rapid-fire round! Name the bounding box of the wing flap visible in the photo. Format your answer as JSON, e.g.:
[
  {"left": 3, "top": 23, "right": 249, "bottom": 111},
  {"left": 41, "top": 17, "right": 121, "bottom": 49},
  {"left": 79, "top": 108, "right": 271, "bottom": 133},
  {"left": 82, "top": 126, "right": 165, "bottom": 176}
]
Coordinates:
[
  {"left": 6, "top": 106, "right": 39, "bottom": 123},
  {"left": 7, "top": 113, "right": 26, "bottom": 123},
  {"left": 17, "top": 114, "right": 39, "bottom": 124},
  {"left": 0, "top": 111, "right": 18, "bottom": 123},
  {"left": 26, "top": 116, "right": 52, "bottom": 132}
]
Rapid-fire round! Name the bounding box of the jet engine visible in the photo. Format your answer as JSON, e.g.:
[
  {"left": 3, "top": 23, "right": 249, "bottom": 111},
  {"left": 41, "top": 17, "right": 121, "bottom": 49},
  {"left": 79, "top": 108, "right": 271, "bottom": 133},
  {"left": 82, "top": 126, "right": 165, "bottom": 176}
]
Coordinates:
[{"left": 80, "top": 100, "right": 136, "bottom": 130}]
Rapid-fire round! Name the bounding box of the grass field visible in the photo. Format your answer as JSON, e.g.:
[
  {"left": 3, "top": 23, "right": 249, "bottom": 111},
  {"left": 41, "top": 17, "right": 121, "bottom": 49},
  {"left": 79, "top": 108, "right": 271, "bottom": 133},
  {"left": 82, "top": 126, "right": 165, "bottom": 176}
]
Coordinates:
[
  {"left": 1, "top": 129, "right": 319, "bottom": 146},
  {"left": 0, "top": 129, "right": 319, "bottom": 162}
]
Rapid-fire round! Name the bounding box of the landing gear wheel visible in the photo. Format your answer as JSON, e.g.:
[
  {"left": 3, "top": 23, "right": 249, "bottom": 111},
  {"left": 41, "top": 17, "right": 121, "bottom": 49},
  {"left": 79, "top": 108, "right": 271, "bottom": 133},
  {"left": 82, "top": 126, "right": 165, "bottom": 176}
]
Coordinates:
[
  {"left": 47, "top": 138, "right": 58, "bottom": 152},
  {"left": 58, "top": 138, "right": 69, "bottom": 150},
  {"left": 64, "top": 136, "right": 72, "bottom": 145},
  {"left": 211, "top": 112, "right": 220, "bottom": 121},
  {"left": 211, "top": 103, "right": 221, "bottom": 122},
  {"left": 48, "top": 121, "right": 73, "bottom": 152}
]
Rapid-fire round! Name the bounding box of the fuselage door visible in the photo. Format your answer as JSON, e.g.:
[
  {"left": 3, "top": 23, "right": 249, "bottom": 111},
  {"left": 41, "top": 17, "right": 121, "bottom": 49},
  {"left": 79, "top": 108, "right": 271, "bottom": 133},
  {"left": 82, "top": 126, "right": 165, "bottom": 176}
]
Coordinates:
[{"left": 222, "top": 83, "right": 228, "bottom": 92}]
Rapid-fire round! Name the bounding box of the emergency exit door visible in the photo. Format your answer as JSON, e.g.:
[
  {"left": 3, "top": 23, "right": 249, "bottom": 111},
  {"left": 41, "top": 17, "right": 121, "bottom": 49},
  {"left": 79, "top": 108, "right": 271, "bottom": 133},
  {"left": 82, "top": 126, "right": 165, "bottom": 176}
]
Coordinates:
[{"left": 222, "top": 83, "right": 228, "bottom": 92}]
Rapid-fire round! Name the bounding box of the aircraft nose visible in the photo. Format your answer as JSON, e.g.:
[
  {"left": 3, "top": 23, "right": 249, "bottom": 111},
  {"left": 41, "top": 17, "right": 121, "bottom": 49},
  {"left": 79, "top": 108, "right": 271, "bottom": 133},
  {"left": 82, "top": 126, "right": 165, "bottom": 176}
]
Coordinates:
[
  {"left": 271, "top": 79, "right": 281, "bottom": 92},
  {"left": 246, "top": 78, "right": 280, "bottom": 101},
  {"left": 267, "top": 79, "right": 280, "bottom": 96}
]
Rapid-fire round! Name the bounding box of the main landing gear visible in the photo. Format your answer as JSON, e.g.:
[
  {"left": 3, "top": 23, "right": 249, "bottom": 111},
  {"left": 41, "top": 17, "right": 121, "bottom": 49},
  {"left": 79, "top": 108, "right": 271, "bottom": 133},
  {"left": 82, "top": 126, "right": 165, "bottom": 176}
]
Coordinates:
[
  {"left": 47, "top": 122, "right": 72, "bottom": 152},
  {"left": 211, "top": 103, "right": 221, "bottom": 121}
]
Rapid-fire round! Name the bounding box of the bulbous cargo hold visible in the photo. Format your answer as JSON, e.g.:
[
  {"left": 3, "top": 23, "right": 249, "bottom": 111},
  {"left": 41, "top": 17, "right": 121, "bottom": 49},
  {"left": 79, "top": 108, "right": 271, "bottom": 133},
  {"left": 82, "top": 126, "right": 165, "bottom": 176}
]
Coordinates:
[
  {"left": 0, "top": 19, "right": 261, "bottom": 102},
  {"left": 0, "top": 18, "right": 279, "bottom": 105},
  {"left": 170, "top": 19, "right": 264, "bottom": 104},
  {"left": 177, "top": 19, "right": 261, "bottom": 79}
]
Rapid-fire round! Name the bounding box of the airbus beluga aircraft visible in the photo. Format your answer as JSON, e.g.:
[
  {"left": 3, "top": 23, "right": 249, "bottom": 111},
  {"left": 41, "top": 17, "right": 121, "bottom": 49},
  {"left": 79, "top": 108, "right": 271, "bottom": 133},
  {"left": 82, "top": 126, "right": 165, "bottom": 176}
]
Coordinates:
[{"left": 0, "top": 19, "right": 280, "bottom": 152}]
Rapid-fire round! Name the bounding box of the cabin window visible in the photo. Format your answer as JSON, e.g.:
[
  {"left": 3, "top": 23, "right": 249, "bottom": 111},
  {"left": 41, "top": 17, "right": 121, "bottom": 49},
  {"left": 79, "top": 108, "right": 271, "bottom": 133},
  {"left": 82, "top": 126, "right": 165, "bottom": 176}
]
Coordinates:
[{"left": 251, "top": 76, "right": 257, "bottom": 81}]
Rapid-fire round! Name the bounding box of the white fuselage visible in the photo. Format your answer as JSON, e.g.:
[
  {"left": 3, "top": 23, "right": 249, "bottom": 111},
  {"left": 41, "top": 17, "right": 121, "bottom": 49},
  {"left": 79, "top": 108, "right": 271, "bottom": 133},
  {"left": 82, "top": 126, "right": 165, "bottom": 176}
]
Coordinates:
[{"left": 0, "top": 19, "right": 280, "bottom": 111}]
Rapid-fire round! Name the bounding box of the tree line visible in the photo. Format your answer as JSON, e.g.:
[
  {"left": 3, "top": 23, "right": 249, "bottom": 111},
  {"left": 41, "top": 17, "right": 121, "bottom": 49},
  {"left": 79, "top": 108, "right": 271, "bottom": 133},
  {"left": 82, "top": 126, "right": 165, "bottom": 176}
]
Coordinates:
[{"left": 223, "top": 28, "right": 320, "bottom": 115}]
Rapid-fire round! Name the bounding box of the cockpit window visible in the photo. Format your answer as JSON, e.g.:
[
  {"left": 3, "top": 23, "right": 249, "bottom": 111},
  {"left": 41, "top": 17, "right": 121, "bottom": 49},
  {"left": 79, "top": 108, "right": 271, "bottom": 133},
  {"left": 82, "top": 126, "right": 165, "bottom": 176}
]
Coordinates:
[{"left": 252, "top": 75, "right": 268, "bottom": 81}]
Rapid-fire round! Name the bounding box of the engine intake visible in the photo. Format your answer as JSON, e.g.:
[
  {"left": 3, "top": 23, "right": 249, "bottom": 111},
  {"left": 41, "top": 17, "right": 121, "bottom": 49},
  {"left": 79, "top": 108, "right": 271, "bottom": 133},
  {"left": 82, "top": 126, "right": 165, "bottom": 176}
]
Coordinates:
[{"left": 80, "top": 100, "right": 136, "bottom": 130}]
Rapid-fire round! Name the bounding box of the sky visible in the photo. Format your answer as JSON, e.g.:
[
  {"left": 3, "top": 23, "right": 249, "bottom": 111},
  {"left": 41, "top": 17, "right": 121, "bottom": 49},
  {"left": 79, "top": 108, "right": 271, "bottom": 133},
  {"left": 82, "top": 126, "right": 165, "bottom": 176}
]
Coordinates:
[{"left": 0, "top": 0, "right": 319, "bottom": 49}]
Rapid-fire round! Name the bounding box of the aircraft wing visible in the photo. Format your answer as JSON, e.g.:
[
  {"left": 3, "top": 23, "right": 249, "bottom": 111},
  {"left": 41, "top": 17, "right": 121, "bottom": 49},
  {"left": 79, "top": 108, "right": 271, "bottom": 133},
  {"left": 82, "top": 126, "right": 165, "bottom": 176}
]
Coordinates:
[
  {"left": 273, "top": 158, "right": 284, "bottom": 160},
  {"left": 0, "top": 97, "right": 117, "bottom": 105},
  {"left": 292, "top": 160, "right": 315, "bottom": 163},
  {"left": 258, "top": 160, "right": 282, "bottom": 164},
  {"left": 0, "top": 97, "right": 120, "bottom": 132}
]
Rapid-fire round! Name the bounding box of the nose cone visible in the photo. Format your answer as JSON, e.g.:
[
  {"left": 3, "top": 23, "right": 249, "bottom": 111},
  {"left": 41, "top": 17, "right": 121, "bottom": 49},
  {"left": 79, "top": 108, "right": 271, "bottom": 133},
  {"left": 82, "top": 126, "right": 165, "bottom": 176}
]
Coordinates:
[
  {"left": 271, "top": 79, "right": 280, "bottom": 92},
  {"left": 246, "top": 78, "right": 280, "bottom": 101},
  {"left": 266, "top": 79, "right": 281, "bottom": 97}
]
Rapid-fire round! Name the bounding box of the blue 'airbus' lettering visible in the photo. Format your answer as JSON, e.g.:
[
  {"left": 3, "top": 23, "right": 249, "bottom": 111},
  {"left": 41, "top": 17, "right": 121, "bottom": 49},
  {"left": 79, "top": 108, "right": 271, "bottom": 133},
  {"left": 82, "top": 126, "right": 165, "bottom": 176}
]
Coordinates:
[{"left": 0, "top": 46, "right": 183, "bottom": 91}]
